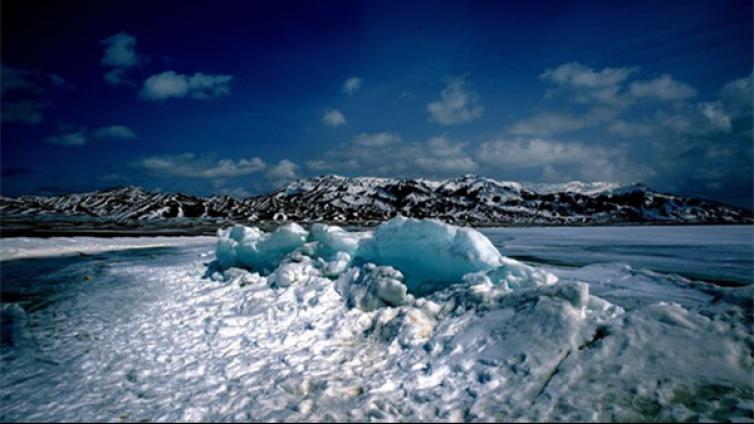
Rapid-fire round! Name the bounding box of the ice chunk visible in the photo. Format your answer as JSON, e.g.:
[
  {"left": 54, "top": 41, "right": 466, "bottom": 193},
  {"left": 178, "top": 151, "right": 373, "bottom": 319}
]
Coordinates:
[
  {"left": 309, "top": 224, "right": 369, "bottom": 258},
  {"left": 337, "top": 263, "right": 414, "bottom": 311},
  {"left": 354, "top": 217, "right": 504, "bottom": 295},
  {"left": 463, "top": 256, "right": 558, "bottom": 297},
  {"left": 269, "top": 261, "right": 320, "bottom": 288},
  {"left": 321, "top": 251, "right": 352, "bottom": 278},
  {"left": 217, "top": 223, "right": 308, "bottom": 273}
]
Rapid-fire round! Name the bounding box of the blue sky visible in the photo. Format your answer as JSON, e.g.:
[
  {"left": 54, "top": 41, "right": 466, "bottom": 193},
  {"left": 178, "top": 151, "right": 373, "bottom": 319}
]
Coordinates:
[{"left": 1, "top": 0, "right": 752, "bottom": 207}]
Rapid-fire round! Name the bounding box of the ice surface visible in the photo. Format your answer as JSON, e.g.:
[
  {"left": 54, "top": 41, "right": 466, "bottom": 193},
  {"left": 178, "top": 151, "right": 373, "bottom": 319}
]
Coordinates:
[
  {"left": 480, "top": 225, "right": 754, "bottom": 286},
  {"left": 0, "top": 235, "right": 215, "bottom": 261},
  {"left": 1, "top": 223, "right": 752, "bottom": 422}
]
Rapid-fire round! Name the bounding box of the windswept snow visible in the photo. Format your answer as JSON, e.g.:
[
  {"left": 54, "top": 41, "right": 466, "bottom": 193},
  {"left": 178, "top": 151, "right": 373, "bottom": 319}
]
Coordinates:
[{"left": 1, "top": 219, "right": 752, "bottom": 422}]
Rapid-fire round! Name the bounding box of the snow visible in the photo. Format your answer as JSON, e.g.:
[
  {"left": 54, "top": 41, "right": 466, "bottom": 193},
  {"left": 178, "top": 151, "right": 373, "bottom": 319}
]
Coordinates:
[
  {"left": 0, "top": 235, "right": 215, "bottom": 261},
  {"left": 1, "top": 222, "right": 752, "bottom": 422}
]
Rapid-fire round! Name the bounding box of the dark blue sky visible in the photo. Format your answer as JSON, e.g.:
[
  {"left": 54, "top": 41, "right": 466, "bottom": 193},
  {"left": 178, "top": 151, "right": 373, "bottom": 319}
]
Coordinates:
[{"left": 1, "top": 0, "right": 752, "bottom": 207}]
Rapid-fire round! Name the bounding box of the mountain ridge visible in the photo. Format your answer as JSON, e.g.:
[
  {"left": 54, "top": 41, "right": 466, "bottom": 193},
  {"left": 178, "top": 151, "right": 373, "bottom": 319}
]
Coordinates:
[{"left": 1, "top": 175, "right": 751, "bottom": 225}]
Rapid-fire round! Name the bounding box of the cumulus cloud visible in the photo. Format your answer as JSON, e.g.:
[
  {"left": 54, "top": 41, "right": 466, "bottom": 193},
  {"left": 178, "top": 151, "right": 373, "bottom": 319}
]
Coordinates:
[
  {"left": 132, "top": 153, "right": 266, "bottom": 178},
  {"left": 93, "top": 125, "right": 137, "bottom": 140},
  {"left": 101, "top": 33, "right": 139, "bottom": 68},
  {"left": 342, "top": 77, "right": 362, "bottom": 94},
  {"left": 306, "top": 132, "right": 478, "bottom": 176},
  {"left": 1, "top": 65, "right": 72, "bottom": 124},
  {"left": 541, "top": 62, "right": 636, "bottom": 89},
  {"left": 322, "top": 109, "right": 346, "bottom": 127},
  {"left": 42, "top": 125, "right": 137, "bottom": 146},
  {"left": 44, "top": 131, "right": 88, "bottom": 146},
  {"left": 509, "top": 107, "right": 619, "bottom": 136},
  {"left": 477, "top": 137, "right": 597, "bottom": 168},
  {"left": 100, "top": 33, "right": 145, "bottom": 85},
  {"left": 1, "top": 100, "right": 50, "bottom": 124},
  {"left": 697, "top": 102, "right": 732, "bottom": 132},
  {"left": 540, "top": 62, "right": 636, "bottom": 107},
  {"left": 139, "top": 71, "right": 233, "bottom": 100},
  {"left": 353, "top": 132, "right": 400, "bottom": 147},
  {"left": 628, "top": 75, "right": 697, "bottom": 102},
  {"left": 476, "top": 137, "right": 644, "bottom": 182},
  {"left": 266, "top": 159, "right": 299, "bottom": 181},
  {"left": 606, "top": 120, "right": 656, "bottom": 137},
  {"left": 1, "top": 64, "right": 73, "bottom": 95},
  {"left": 719, "top": 71, "right": 753, "bottom": 117},
  {"left": 428, "top": 76, "right": 484, "bottom": 125}
]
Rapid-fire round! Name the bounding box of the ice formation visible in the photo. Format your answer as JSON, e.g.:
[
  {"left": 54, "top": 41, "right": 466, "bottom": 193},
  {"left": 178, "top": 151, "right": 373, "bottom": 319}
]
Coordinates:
[
  {"left": 216, "top": 217, "right": 549, "bottom": 297},
  {"left": 1, "top": 220, "right": 752, "bottom": 422}
]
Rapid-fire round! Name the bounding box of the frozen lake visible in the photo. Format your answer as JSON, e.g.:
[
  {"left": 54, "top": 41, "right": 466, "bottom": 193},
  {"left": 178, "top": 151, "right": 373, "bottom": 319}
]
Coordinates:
[
  {"left": 480, "top": 225, "right": 754, "bottom": 287},
  {"left": 1, "top": 224, "right": 752, "bottom": 422}
]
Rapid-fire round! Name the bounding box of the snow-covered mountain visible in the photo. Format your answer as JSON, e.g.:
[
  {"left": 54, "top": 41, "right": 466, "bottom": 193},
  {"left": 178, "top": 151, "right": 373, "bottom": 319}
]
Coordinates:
[{"left": 1, "top": 175, "right": 752, "bottom": 225}]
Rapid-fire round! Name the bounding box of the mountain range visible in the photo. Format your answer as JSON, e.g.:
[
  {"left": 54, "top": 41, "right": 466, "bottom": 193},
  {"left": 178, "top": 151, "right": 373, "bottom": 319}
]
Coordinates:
[{"left": 1, "top": 175, "right": 752, "bottom": 225}]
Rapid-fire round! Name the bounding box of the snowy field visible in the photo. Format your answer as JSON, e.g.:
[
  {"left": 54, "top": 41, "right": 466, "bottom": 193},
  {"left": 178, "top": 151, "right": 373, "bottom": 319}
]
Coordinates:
[{"left": 0, "top": 219, "right": 752, "bottom": 422}]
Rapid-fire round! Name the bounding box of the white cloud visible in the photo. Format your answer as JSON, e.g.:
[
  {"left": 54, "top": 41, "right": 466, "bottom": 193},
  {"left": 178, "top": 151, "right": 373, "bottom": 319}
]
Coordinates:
[
  {"left": 132, "top": 153, "right": 266, "bottom": 178},
  {"left": 1, "top": 100, "right": 50, "bottom": 124},
  {"left": 628, "top": 75, "right": 697, "bottom": 102},
  {"left": 540, "top": 62, "right": 636, "bottom": 107},
  {"left": 476, "top": 137, "right": 644, "bottom": 182},
  {"left": 93, "top": 125, "right": 137, "bottom": 140},
  {"left": 139, "top": 71, "right": 233, "bottom": 100},
  {"left": 697, "top": 102, "right": 732, "bottom": 132},
  {"left": 477, "top": 137, "right": 596, "bottom": 168},
  {"left": 1, "top": 64, "right": 73, "bottom": 95},
  {"left": 101, "top": 33, "right": 139, "bottom": 68},
  {"left": 509, "top": 107, "right": 619, "bottom": 136},
  {"left": 308, "top": 132, "right": 478, "bottom": 176},
  {"left": 44, "top": 131, "right": 88, "bottom": 146},
  {"left": 342, "top": 77, "right": 362, "bottom": 94},
  {"left": 100, "top": 33, "right": 144, "bottom": 85},
  {"left": 353, "top": 132, "right": 400, "bottom": 147},
  {"left": 607, "top": 120, "right": 656, "bottom": 137},
  {"left": 509, "top": 112, "right": 589, "bottom": 136},
  {"left": 719, "top": 71, "right": 753, "bottom": 116},
  {"left": 322, "top": 109, "right": 346, "bottom": 127},
  {"left": 266, "top": 159, "right": 299, "bottom": 181},
  {"left": 428, "top": 77, "right": 484, "bottom": 125},
  {"left": 541, "top": 62, "right": 636, "bottom": 89}
]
